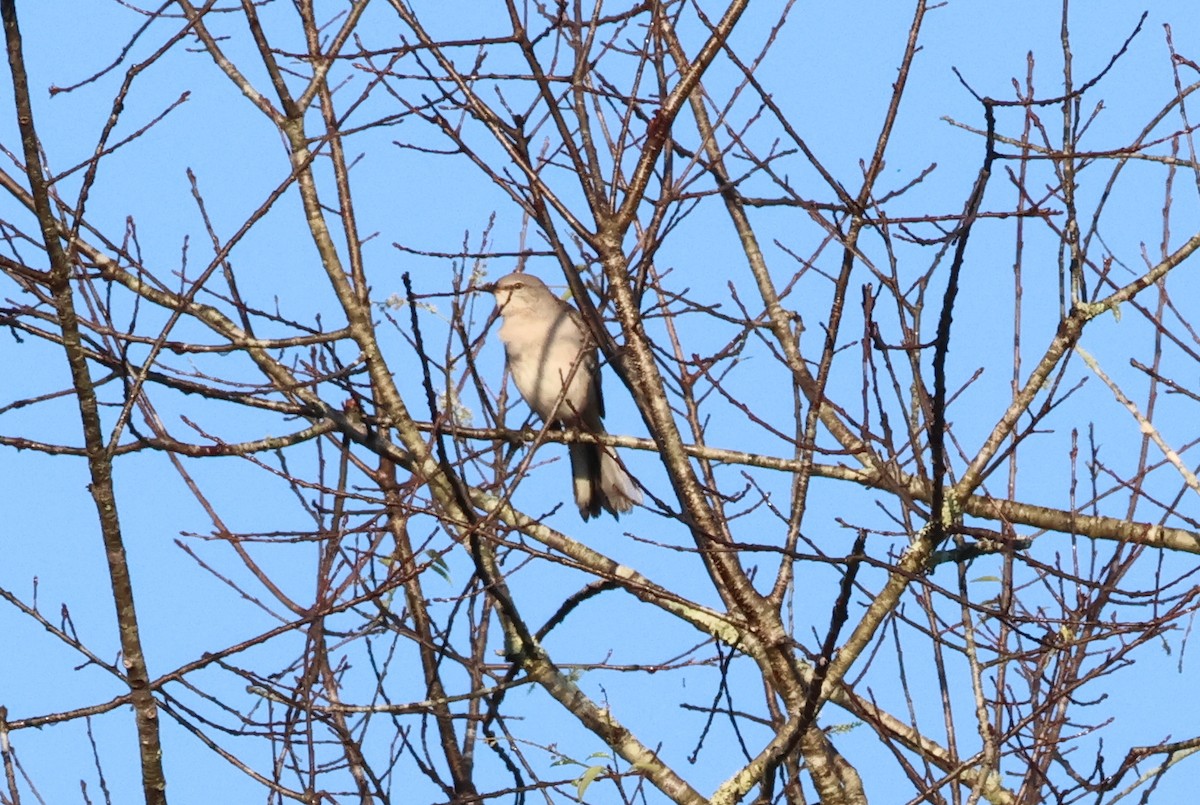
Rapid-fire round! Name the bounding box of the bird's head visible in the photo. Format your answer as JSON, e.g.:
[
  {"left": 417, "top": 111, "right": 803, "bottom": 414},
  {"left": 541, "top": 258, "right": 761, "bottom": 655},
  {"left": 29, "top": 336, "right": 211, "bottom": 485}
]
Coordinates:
[{"left": 479, "top": 272, "right": 551, "bottom": 314}]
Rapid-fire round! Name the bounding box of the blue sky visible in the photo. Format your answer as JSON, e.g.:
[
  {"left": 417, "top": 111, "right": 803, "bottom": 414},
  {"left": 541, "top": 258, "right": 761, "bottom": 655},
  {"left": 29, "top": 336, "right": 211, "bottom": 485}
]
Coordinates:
[{"left": 3, "top": 1, "right": 1200, "bottom": 803}]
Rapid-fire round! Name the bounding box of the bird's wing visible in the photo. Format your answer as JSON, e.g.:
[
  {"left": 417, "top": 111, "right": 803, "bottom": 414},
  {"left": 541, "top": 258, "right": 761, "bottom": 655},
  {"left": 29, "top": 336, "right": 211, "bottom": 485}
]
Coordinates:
[{"left": 562, "top": 301, "right": 606, "bottom": 424}]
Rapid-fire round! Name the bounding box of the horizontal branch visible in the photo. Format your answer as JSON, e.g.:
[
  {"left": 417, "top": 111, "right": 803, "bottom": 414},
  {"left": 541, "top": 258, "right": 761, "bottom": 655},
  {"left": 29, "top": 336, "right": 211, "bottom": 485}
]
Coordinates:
[
  {"left": 433, "top": 423, "right": 1200, "bottom": 554},
  {"left": 0, "top": 419, "right": 337, "bottom": 458}
]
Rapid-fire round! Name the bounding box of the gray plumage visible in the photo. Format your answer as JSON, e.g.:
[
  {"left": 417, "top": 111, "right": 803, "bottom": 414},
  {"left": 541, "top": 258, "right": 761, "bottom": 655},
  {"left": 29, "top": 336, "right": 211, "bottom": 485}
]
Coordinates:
[{"left": 487, "top": 272, "right": 641, "bottom": 520}]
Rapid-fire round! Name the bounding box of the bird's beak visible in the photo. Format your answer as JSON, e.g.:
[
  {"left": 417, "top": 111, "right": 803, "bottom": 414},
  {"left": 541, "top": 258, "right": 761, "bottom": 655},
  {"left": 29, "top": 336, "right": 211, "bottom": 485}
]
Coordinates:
[{"left": 474, "top": 282, "right": 497, "bottom": 294}]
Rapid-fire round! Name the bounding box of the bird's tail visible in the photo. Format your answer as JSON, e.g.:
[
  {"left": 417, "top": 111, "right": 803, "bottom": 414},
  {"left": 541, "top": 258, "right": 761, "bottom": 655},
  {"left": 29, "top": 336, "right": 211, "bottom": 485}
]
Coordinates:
[{"left": 570, "top": 442, "right": 641, "bottom": 520}]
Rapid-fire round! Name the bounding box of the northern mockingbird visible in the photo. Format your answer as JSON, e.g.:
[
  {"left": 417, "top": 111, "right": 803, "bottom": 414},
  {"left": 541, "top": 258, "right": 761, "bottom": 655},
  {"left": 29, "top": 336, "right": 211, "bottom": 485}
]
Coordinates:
[{"left": 485, "top": 272, "right": 641, "bottom": 520}]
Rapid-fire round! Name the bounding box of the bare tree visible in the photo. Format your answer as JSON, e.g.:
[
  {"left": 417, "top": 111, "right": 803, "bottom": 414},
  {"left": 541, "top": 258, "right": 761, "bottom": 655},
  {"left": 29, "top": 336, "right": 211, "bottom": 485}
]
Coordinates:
[{"left": 2, "top": 1, "right": 1199, "bottom": 803}]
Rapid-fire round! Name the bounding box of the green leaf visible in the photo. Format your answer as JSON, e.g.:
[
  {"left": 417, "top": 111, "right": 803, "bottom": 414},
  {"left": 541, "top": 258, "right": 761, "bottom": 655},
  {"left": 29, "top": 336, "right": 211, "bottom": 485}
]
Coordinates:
[
  {"left": 425, "top": 550, "right": 451, "bottom": 583},
  {"left": 575, "top": 765, "right": 605, "bottom": 798}
]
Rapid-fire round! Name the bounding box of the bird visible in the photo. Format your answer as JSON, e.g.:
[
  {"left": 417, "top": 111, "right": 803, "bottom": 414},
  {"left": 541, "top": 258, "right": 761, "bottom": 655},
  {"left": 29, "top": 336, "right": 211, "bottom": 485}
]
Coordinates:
[{"left": 483, "top": 272, "right": 642, "bottom": 520}]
